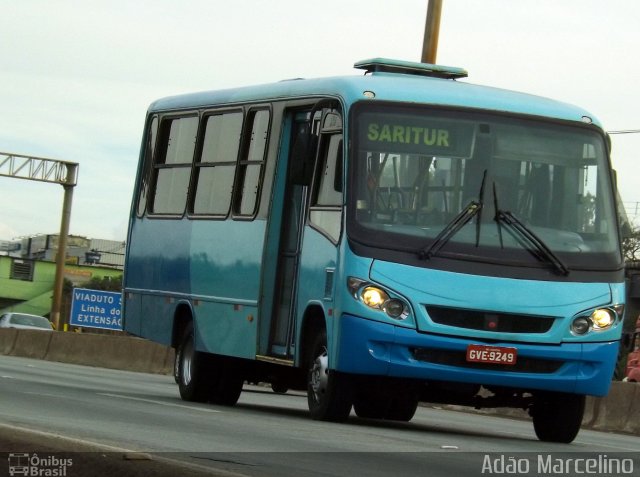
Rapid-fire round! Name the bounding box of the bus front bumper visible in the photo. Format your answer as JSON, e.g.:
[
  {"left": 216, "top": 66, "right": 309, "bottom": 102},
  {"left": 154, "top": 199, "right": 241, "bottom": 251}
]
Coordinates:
[{"left": 335, "top": 313, "right": 618, "bottom": 397}]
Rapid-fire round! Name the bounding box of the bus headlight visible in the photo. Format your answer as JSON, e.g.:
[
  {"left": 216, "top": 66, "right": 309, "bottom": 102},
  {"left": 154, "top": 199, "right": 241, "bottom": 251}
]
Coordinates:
[
  {"left": 348, "top": 278, "right": 411, "bottom": 321},
  {"left": 383, "top": 299, "right": 407, "bottom": 319},
  {"left": 571, "top": 317, "right": 591, "bottom": 335},
  {"left": 570, "top": 305, "right": 622, "bottom": 335},
  {"left": 362, "top": 287, "right": 389, "bottom": 309},
  {"left": 590, "top": 309, "right": 614, "bottom": 330}
]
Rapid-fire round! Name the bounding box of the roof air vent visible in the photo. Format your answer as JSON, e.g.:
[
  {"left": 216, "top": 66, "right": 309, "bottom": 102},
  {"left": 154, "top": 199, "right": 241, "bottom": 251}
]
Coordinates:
[{"left": 354, "top": 58, "right": 467, "bottom": 80}]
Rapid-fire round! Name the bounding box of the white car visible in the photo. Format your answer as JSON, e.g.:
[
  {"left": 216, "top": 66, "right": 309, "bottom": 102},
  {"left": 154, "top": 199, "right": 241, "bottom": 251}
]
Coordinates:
[{"left": 0, "top": 313, "right": 54, "bottom": 331}]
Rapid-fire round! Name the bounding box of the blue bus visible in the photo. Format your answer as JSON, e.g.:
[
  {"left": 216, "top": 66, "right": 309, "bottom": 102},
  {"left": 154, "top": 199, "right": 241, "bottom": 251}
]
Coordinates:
[{"left": 123, "top": 58, "right": 625, "bottom": 443}]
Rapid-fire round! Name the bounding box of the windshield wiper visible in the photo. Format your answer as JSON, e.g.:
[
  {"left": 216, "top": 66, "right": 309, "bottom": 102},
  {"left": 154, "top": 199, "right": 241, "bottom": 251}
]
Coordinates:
[
  {"left": 418, "top": 201, "right": 482, "bottom": 260},
  {"left": 419, "top": 170, "right": 487, "bottom": 260},
  {"left": 493, "top": 189, "right": 569, "bottom": 276}
]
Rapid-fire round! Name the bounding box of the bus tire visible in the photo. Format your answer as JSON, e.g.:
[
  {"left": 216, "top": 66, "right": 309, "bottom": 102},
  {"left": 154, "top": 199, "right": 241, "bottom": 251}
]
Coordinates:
[
  {"left": 307, "top": 332, "right": 353, "bottom": 422},
  {"left": 531, "top": 392, "right": 585, "bottom": 443},
  {"left": 353, "top": 384, "right": 388, "bottom": 419},
  {"left": 385, "top": 394, "right": 419, "bottom": 422},
  {"left": 177, "top": 322, "right": 212, "bottom": 403},
  {"left": 271, "top": 383, "right": 288, "bottom": 394},
  {"left": 354, "top": 392, "right": 418, "bottom": 421},
  {"left": 173, "top": 346, "right": 181, "bottom": 384},
  {"left": 353, "top": 397, "right": 388, "bottom": 419},
  {"left": 208, "top": 356, "right": 244, "bottom": 406}
]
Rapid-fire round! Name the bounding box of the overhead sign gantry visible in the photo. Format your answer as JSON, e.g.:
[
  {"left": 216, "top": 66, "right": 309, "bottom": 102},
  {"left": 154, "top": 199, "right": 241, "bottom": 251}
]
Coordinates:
[{"left": 0, "top": 151, "right": 79, "bottom": 331}]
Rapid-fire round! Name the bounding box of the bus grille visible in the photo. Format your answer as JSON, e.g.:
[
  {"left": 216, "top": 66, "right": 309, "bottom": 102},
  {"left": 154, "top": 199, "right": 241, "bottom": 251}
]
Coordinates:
[
  {"left": 411, "top": 347, "right": 563, "bottom": 374},
  {"left": 425, "top": 306, "right": 554, "bottom": 334}
]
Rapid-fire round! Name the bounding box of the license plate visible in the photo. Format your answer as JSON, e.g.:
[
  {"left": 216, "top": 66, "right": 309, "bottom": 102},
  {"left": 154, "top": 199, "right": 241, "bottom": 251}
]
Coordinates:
[{"left": 466, "top": 344, "right": 517, "bottom": 365}]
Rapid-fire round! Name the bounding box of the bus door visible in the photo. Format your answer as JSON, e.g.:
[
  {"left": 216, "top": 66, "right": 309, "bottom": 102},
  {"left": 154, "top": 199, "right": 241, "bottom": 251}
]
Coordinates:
[
  {"left": 265, "top": 110, "right": 316, "bottom": 358},
  {"left": 265, "top": 105, "right": 342, "bottom": 359}
]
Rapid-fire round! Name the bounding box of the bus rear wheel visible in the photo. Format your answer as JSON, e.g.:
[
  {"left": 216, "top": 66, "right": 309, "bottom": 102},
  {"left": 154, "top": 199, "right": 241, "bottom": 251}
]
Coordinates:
[
  {"left": 271, "top": 383, "right": 289, "bottom": 394},
  {"left": 208, "top": 355, "right": 244, "bottom": 406},
  {"left": 177, "top": 322, "right": 210, "bottom": 402},
  {"left": 173, "top": 344, "right": 182, "bottom": 384},
  {"left": 307, "top": 332, "right": 353, "bottom": 421},
  {"left": 531, "top": 392, "right": 585, "bottom": 443},
  {"left": 353, "top": 388, "right": 418, "bottom": 422},
  {"left": 385, "top": 394, "right": 419, "bottom": 422},
  {"left": 177, "top": 323, "right": 243, "bottom": 406},
  {"left": 353, "top": 396, "right": 388, "bottom": 419}
]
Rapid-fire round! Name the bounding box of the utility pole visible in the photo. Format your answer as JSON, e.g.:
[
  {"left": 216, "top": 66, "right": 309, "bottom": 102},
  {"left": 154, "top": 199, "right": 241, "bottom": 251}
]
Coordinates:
[
  {"left": 0, "top": 152, "right": 79, "bottom": 331},
  {"left": 51, "top": 165, "right": 77, "bottom": 331},
  {"left": 422, "top": 0, "right": 443, "bottom": 64}
]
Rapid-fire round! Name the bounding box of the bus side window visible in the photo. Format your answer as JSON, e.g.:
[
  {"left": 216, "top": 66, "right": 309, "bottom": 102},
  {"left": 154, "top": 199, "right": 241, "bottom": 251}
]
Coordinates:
[
  {"left": 150, "top": 115, "right": 198, "bottom": 215},
  {"left": 191, "top": 111, "right": 243, "bottom": 216},
  {"left": 233, "top": 109, "right": 270, "bottom": 217},
  {"left": 310, "top": 133, "right": 343, "bottom": 242},
  {"left": 137, "top": 116, "right": 158, "bottom": 217}
]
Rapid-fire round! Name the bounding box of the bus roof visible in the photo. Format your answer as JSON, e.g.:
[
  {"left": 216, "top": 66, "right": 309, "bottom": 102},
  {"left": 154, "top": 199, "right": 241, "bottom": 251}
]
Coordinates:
[{"left": 149, "top": 59, "right": 601, "bottom": 128}]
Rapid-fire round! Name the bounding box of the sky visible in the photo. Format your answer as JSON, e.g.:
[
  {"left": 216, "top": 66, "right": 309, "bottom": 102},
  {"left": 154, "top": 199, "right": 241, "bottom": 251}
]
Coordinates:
[{"left": 0, "top": 0, "right": 639, "bottom": 242}]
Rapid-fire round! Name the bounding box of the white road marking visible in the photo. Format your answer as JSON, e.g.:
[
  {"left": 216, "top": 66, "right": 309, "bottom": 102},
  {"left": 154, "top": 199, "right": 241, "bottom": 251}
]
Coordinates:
[
  {"left": 97, "top": 393, "right": 222, "bottom": 413},
  {"left": 23, "top": 392, "right": 66, "bottom": 399}
]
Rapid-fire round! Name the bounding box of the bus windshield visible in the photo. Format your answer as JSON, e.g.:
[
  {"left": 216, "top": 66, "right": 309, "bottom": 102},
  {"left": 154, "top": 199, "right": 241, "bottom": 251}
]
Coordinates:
[{"left": 349, "top": 103, "right": 620, "bottom": 271}]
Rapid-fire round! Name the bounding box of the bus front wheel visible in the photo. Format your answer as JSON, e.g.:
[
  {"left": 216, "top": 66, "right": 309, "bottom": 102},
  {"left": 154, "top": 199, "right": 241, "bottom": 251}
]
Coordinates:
[
  {"left": 307, "top": 332, "right": 353, "bottom": 421},
  {"left": 177, "top": 323, "right": 243, "bottom": 405},
  {"left": 531, "top": 392, "right": 585, "bottom": 443}
]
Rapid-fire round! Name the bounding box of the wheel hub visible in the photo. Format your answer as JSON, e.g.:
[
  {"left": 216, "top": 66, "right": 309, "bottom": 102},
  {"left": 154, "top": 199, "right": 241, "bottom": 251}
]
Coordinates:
[
  {"left": 310, "top": 350, "right": 329, "bottom": 401},
  {"left": 181, "top": 340, "right": 193, "bottom": 386}
]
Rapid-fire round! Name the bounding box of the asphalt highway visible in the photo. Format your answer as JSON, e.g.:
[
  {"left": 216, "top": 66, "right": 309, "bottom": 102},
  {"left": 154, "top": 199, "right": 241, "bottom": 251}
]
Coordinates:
[{"left": 1, "top": 355, "right": 639, "bottom": 477}]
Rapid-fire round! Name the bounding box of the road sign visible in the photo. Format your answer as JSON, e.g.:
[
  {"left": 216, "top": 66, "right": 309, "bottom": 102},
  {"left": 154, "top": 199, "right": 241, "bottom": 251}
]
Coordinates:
[{"left": 69, "top": 287, "right": 123, "bottom": 331}]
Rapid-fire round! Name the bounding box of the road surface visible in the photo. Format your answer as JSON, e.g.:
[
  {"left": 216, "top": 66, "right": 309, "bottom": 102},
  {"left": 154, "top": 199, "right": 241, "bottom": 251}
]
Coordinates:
[{"left": 1, "top": 355, "right": 638, "bottom": 477}]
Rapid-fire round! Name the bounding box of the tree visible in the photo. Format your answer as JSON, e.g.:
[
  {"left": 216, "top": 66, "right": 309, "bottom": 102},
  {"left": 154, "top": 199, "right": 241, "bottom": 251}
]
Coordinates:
[
  {"left": 623, "top": 225, "right": 640, "bottom": 263},
  {"left": 81, "top": 275, "right": 122, "bottom": 292}
]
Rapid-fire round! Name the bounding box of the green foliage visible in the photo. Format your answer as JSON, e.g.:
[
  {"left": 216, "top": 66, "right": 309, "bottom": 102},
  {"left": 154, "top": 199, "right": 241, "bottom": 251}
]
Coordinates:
[{"left": 81, "top": 275, "right": 123, "bottom": 292}]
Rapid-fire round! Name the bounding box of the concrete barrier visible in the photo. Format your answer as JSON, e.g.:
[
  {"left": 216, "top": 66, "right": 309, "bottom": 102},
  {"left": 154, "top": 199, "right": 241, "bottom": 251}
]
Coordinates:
[
  {"left": 0, "top": 329, "right": 173, "bottom": 375},
  {"left": 0, "top": 328, "right": 638, "bottom": 436},
  {"left": 0, "top": 328, "right": 17, "bottom": 355},
  {"left": 45, "top": 332, "right": 174, "bottom": 374},
  {"left": 582, "top": 393, "right": 599, "bottom": 427},
  {"left": 10, "top": 329, "right": 53, "bottom": 360},
  {"left": 588, "top": 381, "right": 640, "bottom": 435},
  {"left": 623, "top": 384, "right": 640, "bottom": 435}
]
